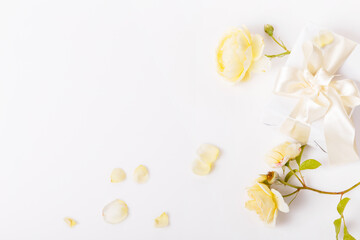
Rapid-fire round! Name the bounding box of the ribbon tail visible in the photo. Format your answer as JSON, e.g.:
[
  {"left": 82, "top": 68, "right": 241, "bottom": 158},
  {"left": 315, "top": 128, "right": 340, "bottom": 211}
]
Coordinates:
[
  {"left": 324, "top": 88, "right": 359, "bottom": 164},
  {"left": 280, "top": 99, "right": 311, "bottom": 144}
]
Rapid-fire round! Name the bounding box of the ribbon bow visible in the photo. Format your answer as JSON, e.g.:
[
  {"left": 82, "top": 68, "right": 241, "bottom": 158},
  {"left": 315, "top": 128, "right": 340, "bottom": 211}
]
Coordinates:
[{"left": 274, "top": 32, "right": 360, "bottom": 164}]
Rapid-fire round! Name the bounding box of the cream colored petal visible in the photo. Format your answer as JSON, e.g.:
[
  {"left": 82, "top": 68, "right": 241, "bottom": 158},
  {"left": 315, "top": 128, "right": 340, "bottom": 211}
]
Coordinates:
[
  {"left": 192, "top": 159, "right": 212, "bottom": 176},
  {"left": 133, "top": 165, "right": 149, "bottom": 183},
  {"left": 271, "top": 189, "right": 289, "bottom": 213},
  {"left": 265, "top": 151, "right": 284, "bottom": 168},
  {"left": 284, "top": 142, "right": 302, "bottom": 159},
  {"left": 64, "top": 217, "right": 77, "bottom": 227},
  {"left": 238, "top": 47, "right": 253, "bottom": 81},
  {"left": 196, "top": 144, "right": 220, "bottom": 164},
  {"left": 256, "top": 183, "right": 273, "bottom": 197},
  {"left": 268, "top": 209, "right": 277, "bottom": 227},
  {"left": 154, "top": 212, "right": 169, "bottom": 228},
  {"left": 110, "top": 168, "right": 126, "bottom": 183},
  {"left": 314, "top": 31, "right": 334, "bottom": 48},
  {"left": 102, "top": 199, "right": 128, "bottom": 224},
  {"left": 250, "top": 55, "right": 271, "bottom": 73},
  {"left": 240, "top": 26, "right": 252, "bottom": 44},
  {"left": 250, "top": 34, "right": 264, "bottom": 61}
]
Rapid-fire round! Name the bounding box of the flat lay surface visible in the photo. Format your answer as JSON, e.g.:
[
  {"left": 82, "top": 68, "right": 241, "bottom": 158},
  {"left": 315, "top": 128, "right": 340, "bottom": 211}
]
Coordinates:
[{"left": 1, "top": 0, "right": 360, "bottom": 239}]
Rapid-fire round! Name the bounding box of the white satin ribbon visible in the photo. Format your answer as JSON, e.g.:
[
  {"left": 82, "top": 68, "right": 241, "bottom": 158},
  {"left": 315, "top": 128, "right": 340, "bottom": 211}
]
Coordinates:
[{"left": 274, "top": 32, "right": 360, "bottom": 164}]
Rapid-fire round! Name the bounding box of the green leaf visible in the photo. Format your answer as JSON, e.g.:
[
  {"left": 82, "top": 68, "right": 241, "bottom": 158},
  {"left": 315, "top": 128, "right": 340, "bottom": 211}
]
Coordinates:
[
  {"left": 284, "top": 169, "right": 298, "bottom": 182},
  {"left": 333, "top": 218, "right": 342, "bottom": 240},
  {"left": 285, "top": 171, "right": 294, "bottom": 182},
  {"left": 295, "top": 145, "right": 305, "bottom": 166},
  {"left": 299, "top": 159, "right": 321, "bottom": 170},
  {"left": 344, "top": 226, "right": 356, "bottom": 240},
  {"left": 337, "top": 198, "right": 350, "bottom": 215}
]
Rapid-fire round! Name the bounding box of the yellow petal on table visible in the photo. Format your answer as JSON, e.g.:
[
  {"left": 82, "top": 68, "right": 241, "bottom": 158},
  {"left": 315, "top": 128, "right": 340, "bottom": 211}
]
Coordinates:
[
  {"left": 192, "top": 158, "right": 212, "bottom": 176},
  {"left": 154, "top": 212, "right": 169, "bottom": 228},
  {"left": 314, "top": 31, "right": 334, "bottom": 48},
  {"left": 64, "top": 217, "right": 77, "bottom": 227},
  {"left": 102, "top": 199, "right": 128, "bottom": 224},
  {"left": 196, "top": 144, "right": 220, "bottom": 164},
  {"left": 110, "top": 168, "right": 126, "bottom": 183},
  {"left": 133, "top": 165, "right": 149, "bottom": 183}
]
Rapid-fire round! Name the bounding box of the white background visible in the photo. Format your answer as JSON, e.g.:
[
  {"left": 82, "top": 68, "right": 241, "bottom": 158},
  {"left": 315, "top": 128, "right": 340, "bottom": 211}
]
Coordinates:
[{"left": 1, "top": 0, "right": 360, "bottom": 239}]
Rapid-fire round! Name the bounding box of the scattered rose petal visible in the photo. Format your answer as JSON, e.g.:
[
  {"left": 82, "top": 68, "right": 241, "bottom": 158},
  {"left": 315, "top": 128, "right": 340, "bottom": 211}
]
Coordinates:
[
  {"left": 192, "top": 158, "right": 212, "bottom": 176},
  {"left": 64, "top": 217, "right": 77, "bottom": 227},
  {"left": 154, "top": 212, "right": 169, "bottom": 228},
  {"left": 110, "top": 168, "right": 126, "bottom": 183},
  {"left": 197, "top": 144, "right": 220, "bottom": 164},
  {"left": 314, "top": 31, "right": 334, "bottom": 48},
  {"left": 133, "top": 165, "right": 149, "bottom": 183},
  {"left": 102, "top": 199, "right": 128, "bottom": 224}
]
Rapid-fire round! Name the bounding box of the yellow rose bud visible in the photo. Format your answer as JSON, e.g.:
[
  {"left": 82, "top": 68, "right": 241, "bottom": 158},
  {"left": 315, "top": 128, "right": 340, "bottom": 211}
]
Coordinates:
[
  {"left": 216, "top": 26, "right": 270, "bottom": 82},
  {"left": 266, "top": 142, "right": 302, "bottom": 168},
  {"left": 245, "top": 183, "right": 289, "bottom": 225},
  {"left": 257, "top": 171, "right": 279, "bottom": 184}
]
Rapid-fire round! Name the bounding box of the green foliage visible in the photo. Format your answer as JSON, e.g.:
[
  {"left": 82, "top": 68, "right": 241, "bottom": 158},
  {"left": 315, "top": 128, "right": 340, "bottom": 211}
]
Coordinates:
[
  {"left": 344, "top": 226, "right": 356, "bottom": 240},
  {"left": 337, "top": 198, "right": 350, "bottom": 215},
  {"left": 284, "top": 169, "right": 298, "bottom": 182},
  {"left": 334, "top": 218, "right": 341, "bottom": 240},
  {"left": 295, "top": 145, "right": 305, "bottom": 166},
  {"left": 334, "top": 198, "right": 356, "bottom": 240},
  {"left": 299, "top": 159, "right": 321, "bottom": 170}
]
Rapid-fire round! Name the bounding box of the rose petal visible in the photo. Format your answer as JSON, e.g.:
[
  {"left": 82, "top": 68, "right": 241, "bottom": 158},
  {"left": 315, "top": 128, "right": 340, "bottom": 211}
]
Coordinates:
[
  {"left": 314, "top": 31, "right": 334, "bottom": 48},
  {"left": 271, "top": 189, "right": 289, "bottom": 213},
  {"left": 133, "top": 165, "right": 149, "bottom": 183},
  {"left": 102, "top": 199, "right": 128, "bottom": 224},
  {"left": 64, "top": 217, "right": 77, "bottom": 227},
  {"left": 250, "top": 55, "right": 271, "bottom": 73},
  {"left": 250, "top": 34, "right": 264, "bottom": 61},
  {"left": 192, "top": 159, "right": 212, "bottom": 176},
  {"left": 238, "top": 47, "right": 253, "bottom": 81},
  {"left": 196, "top": 144, "right": 220, "bottom": 164},
  {"left": 154, "top": 212, "right": 169, "bottom": 228},
  {"left": 110, "top": 168, "right": 126, "bottom": 183}
]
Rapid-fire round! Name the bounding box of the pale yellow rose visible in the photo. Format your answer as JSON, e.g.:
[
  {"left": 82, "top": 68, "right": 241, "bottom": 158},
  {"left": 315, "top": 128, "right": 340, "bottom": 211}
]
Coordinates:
[
  {"left": 245, "top": 183, "right": 289, "bottom": 225},
  {"left": 216, "top": 26, "right": 270, "bottom": 82},
  {"left": 266, "top": 142, "right": 301, "bottom": 168}
]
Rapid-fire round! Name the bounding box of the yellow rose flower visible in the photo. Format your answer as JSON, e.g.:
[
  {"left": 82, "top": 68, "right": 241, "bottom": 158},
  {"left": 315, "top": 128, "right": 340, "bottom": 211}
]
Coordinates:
[
  {"left": 266, "top": 142, "right": 302, "bottom": 168},
  {"left": 216, "top": 26, "right": 270, "bottom": 82},
  {"left": 245, "top": 183, "right": 289, "bottom": 225}
]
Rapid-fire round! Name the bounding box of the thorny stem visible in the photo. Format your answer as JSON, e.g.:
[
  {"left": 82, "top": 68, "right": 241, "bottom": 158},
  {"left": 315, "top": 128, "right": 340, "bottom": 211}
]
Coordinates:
[{"left": 278, "top": 179, "right": 360, "bottom": 196}]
